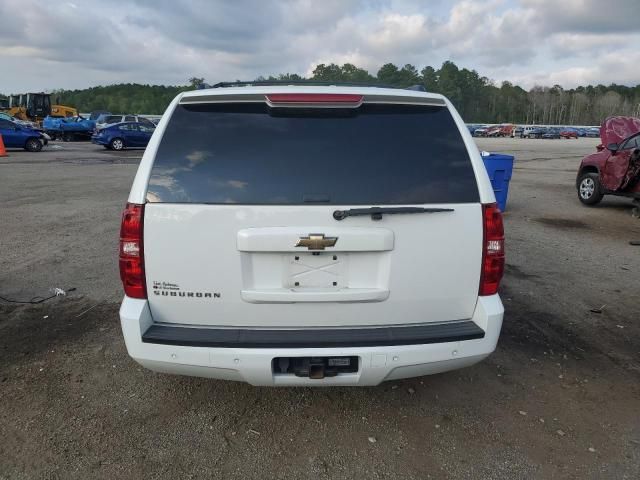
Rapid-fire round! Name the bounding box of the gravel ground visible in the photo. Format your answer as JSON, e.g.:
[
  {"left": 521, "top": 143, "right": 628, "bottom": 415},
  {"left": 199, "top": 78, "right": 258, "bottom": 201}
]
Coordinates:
[{"left": 0, "top": 138, "right": 639, "bottom": 479}]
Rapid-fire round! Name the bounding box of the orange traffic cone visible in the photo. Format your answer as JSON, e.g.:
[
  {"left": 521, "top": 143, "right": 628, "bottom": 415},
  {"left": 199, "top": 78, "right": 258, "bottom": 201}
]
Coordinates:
[{"left": 0, "top": 134, "right": 7, "bottom": 157}]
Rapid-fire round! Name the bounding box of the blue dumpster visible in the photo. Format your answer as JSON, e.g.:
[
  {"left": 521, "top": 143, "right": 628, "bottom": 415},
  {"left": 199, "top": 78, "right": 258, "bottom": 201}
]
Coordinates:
[{"left": 481, "top": 153, "right": 514, "bottom": 212}]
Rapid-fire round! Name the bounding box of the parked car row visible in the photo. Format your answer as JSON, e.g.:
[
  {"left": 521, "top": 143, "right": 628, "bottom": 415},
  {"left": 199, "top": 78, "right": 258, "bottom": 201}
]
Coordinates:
[
  {"left": 0, "top": 114, "right": 156, "bottom": 152},
  {"left": 468, "top": 124, "right": 515, "bottom": 137},
  {"left": 468, "top": 124, "right": 600, "bottom": 139},
  {"left": 519, "top": 126, "right": 597, "bottom": 139}
]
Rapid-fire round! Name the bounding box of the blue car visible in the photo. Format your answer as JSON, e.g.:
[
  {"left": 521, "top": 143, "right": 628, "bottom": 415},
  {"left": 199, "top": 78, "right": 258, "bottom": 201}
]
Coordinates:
[
  {"left": 91, "top": 122, "right": 155, "bottom": 150},
  {"left": 542, "top": 128, "right": 561, "bottom": 139},
  {"left": 585, "top": 127, "right": 600, "bottom": 138},
  {"left": 0, "top": 117, "right": 47, "bottom": 151}
]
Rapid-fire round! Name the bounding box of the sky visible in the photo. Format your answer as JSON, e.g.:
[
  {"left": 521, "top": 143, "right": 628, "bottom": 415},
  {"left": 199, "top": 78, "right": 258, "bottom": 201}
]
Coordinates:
[{"left": 1, "top": 0, "right": 639, "bottom": 93}]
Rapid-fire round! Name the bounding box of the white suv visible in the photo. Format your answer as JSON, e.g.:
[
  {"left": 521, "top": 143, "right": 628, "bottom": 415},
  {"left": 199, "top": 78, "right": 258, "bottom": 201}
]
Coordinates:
[{"left": 119, "top": 84, "right": 505, "bottom": 386}]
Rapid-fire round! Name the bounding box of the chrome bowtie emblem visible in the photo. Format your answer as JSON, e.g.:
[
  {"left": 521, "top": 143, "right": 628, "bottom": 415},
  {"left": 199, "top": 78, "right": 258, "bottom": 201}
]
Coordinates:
[{"left": 295, "top": 233, "right": 338, "bottom": 250}]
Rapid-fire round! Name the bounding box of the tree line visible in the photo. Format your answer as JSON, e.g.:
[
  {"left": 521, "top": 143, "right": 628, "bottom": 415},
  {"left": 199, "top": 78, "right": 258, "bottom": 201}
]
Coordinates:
[{"left": 5, "top": 61, "right": 639, "bottom": 125}]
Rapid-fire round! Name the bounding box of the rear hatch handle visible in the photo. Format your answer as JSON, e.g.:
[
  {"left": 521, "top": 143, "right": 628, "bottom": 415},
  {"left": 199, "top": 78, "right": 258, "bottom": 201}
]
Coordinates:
[{"left": 333, "top": 206, "right": 454, "bottom": 221}]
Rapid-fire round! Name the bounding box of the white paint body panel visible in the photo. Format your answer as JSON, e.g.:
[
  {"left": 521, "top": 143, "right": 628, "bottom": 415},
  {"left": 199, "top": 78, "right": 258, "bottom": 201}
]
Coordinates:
[{"left": 121, "top": 85, "right": 504, "bottom": 384}]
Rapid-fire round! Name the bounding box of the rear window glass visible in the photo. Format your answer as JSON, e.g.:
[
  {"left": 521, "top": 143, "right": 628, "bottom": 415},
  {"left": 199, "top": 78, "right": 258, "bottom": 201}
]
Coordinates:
[{"left": 147, "top": 103, "right": 478, "bottom": 204}]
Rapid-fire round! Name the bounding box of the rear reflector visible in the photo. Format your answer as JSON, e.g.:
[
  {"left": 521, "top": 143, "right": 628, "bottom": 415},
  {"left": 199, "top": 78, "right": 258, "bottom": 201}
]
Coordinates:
[
  {"left": 479, "top": 203, "right": 505, "bottom": 296},
  {"left": 265, "top": 93, "right": 363, "bottom": 105},
  {"left": 119, "top": 203, "right": 146, "bottom": 299}
]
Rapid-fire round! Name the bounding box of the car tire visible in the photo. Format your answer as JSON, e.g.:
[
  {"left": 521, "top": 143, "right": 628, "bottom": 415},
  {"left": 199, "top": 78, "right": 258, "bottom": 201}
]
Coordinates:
[
  {"left": 25, "top": 137, "right": 43, "bottom": 152},
  {"left": 577, "top": 173, "right": 604, "bottom": 206},
  {"left": 110, "top": 138, "right": 125, "bottom": 151}
]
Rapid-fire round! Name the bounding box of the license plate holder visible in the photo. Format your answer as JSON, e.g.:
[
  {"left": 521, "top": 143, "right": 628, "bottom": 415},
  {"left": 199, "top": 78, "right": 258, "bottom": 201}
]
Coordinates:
[
  {"left": 286, "top": 253, "right": 343, "bottom": 288},
  {"left": 272, "top": 356, "right": 359, "bottom": 378}
]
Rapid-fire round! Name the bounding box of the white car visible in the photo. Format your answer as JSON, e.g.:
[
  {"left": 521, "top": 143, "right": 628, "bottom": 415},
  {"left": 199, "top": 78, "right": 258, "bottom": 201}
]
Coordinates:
[
  {"left": 520, "top": 126, "right": 539, "bottom": 138},
  {"left": 119, "top": 84, "right": 505, "bottom": 386}
]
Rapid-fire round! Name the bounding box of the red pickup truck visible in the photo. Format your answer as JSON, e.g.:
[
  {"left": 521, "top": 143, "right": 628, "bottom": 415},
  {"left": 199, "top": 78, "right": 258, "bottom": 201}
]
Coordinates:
[{"left": 576, "top": 116, "right": 640, "bottom": 205}]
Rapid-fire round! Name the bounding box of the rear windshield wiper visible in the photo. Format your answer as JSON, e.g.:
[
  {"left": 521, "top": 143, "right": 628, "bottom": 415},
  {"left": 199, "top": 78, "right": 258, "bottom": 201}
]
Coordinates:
[{"left": 333, "top": 206, "right": 454, "bottom": 221}]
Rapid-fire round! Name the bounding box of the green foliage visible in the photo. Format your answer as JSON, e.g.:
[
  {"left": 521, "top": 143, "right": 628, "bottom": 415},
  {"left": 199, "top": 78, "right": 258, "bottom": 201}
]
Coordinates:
[
  {"left": 188, "top": 77, "right": 205, "bottom": 89},
  {"left": 256, "top": 73, "right": 305, "bottom": 82},
  {"left": 50, "top": 83, "right": 189, "bottom": 115},
  {"left": 376, "top": 63, "right": 420, "bottom": 87},
  {"left": 6, "top": 64, "right": 639, "bottom": 123},
  {"left": 311, "top": 63, "right": 376, "bottom": 83},
  {"left": 310, "top": 62, "right": 640, "bottom": 125}
]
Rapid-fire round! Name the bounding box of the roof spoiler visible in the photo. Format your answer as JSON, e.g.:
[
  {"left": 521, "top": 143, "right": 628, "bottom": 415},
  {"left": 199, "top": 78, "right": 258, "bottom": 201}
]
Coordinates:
[{"left": 199, "top": 80, "right": 427, "bottom": 92}]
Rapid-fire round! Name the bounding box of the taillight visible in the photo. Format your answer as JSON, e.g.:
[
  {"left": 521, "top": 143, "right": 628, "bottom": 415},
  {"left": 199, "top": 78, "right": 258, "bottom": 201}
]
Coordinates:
[
  {"left": 119, "top": 203, "right": 146, "bottom": 298},
  {"left": 479, "top": 203, "right": 505, "bottom": 296}
]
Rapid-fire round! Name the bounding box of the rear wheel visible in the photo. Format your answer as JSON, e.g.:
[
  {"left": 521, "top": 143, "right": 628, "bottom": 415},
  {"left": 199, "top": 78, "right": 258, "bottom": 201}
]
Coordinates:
[
  {"left": 110, "top": 138, "right": 124, "bottom": 151},
  {"left": 577, "top": 172, "right": 603, "bottom": 205},
  {"left": 25, "top": 137, "right": 43, "bottom": 152}
]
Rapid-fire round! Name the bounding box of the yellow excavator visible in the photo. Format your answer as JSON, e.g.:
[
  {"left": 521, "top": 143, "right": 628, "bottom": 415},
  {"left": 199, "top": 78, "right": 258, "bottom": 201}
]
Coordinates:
[{"left": 1, "top": 93, "right": 77, "bottom": 123}]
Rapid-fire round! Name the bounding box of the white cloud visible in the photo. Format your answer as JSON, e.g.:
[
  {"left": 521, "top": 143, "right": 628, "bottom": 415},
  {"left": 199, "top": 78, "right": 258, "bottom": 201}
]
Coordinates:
[
  {"left": 518, "top": 50, "right": 640, "bottom": 88},
  {"left": 0, "top": 0, "right": 638, "bottom": 93}
]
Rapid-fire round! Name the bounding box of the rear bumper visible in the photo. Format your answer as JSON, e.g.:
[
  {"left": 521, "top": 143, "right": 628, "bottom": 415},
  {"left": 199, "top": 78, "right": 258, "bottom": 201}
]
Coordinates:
[
  {"left": 119, "top": 295, "right": 504, "bottom": 386},
  {"left": 142, "top": 321, "right": 485, "bottom": 348}
]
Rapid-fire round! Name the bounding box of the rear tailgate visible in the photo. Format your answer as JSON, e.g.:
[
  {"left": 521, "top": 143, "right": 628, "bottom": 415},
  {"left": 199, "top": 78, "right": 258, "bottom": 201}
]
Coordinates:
[
  {"left": 142, "top": 90, "right": 483, "bottom": 328},
  {"left": 144, "top": 203, "right": 481, "bottom": 327}
]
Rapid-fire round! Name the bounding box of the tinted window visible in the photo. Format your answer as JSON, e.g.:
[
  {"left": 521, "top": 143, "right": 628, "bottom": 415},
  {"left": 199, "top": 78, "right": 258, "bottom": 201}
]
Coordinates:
[
  {"left": 138, "top": 117, "right": 154, "bottom": 126},
  {"left": 148, "top": 103, "right": 478, "bottom": 204},
  {"left": 106, "top": 115, "right": 122, "bottom": 124},
  {"left": 125, "top": 115, "right": 136, "bottom": 122}
]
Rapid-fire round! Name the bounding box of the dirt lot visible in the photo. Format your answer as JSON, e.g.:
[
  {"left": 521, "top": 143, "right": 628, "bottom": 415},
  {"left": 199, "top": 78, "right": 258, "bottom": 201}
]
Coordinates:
[{"left": 1, "top": 138, "right": 639, "bottom": 479}]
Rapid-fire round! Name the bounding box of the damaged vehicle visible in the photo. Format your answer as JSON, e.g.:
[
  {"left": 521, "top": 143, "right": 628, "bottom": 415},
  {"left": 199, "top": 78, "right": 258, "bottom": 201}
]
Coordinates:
[
  {"left": 43, "top": 115, "right": 95, "bottom": 141},
  {"left": 576, "top": 116, "right": 640, "bottom": 205}
]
